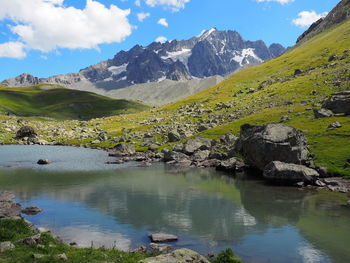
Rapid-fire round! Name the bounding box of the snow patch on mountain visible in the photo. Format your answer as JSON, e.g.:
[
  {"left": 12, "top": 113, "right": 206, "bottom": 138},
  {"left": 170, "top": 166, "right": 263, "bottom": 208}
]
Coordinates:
[
  {"left": 161, "top": 49, "right": 192, "bottom": 66},
  {"left": 231, "top": 48, "right": 262, "bottom": 66},
  {"left": 108, "top": 64, "right": 128, "bottom": 75}
]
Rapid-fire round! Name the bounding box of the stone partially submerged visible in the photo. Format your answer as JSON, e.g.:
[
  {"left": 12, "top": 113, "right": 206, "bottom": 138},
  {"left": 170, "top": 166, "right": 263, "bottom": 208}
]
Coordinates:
[
  {"left": 139, "top": 248, "right": 209, "bottom": 263},
  {"left": 112, "top": 144, "right": 136, "bottom": 157},
  {"left": 263, "top": 161, "right": 319, "bottom": 184},
  {"left": 237, "top": 123, "right": 310, "bottom": 170},
  {"left": 149, "top": 233, "right": 178, "bottom": 243},
  {"left": 182, "top": 137, "right": 212, "bottom": 155}
]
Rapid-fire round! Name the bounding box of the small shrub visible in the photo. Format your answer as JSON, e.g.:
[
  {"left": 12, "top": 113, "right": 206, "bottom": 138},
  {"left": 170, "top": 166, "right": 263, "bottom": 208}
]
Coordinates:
[
  {"left": 211, "top": 248, "right": 242, "bottom": 263},
  {"left": 0, "top": 219, "right": 32, "bottom": 242}
]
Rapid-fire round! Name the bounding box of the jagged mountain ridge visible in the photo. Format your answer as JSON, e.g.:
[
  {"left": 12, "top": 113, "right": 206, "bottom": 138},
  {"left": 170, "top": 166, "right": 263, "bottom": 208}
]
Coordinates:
[
  {"left": 3, "top": 28, "right": 285, "bottom": 90},
  {"left": 297, "top": 0, "right": 350, "bottom": 43}
]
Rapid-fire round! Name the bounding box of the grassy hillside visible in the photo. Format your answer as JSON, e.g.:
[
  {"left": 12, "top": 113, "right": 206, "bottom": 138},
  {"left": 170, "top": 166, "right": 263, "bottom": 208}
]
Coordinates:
[
  {"left": 92, "top": 18, "right": 350, "bottom": 175},
  {"left": 0, "top": 19, "right": 349, "bottom": 175},
  {"left": 0, "top": 84, "right": 149, "bottom": 120}
]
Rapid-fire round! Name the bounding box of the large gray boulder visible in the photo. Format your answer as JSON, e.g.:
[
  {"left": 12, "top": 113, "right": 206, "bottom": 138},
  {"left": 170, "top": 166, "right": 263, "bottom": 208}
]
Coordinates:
[
  {"left": 163, "top": 151, "right": 189, "bottom": 162},
  {"left": 237, "top": 123, "right": 310, "bottom": 170},
  {"left": 15, "top": 126, "right": 37, "bottom": 139},
  {"left": 113, "top": 144, "right": 135, "bottom": 156},
  {"left": 220, "top": 133, "right": 238, "bottom": 146},
  {"left": 263, "top": 161, "right": 319, "bottom": 184},
  {"left": 139, "top": 248, "right": 209, "bottom": 263},
  {"left": 323, "top": 91, "right": 350, "bottom": 115},
  {"left": 168, "top": 131, "right": 182, "bottom": 142},
  {"left": 182, "top": 137, "right": 212, "bottom": 155},
  {"left": 192, "top": 150, "right": 210, "bottom": 162}
]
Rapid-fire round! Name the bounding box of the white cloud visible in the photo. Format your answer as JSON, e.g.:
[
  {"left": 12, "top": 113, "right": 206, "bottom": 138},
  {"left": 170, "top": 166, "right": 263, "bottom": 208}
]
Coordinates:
[
  {"left": 157, "top": 18, "right": 169, "bottom": 27},
  {"left": 145, "top": 0, "right": 190, "bottom": 11},
  {"left": 256, "top": 0, "right": 294, "bottom": 4},
  {"left": 0, "top": 42, "right": 26, "bottom": 59},
  {"left": 137, "top": 12, "right": 150, "bottom": 22},
  {"left": 292, "top": 11, "right": 328, "bottom": 27},
  {"left": 135, "top": 0, "right": 141, "bottom": 6},
  {"left": 155, "top": 36, "right": 167, "bottom": 43},
  {"left": 0, "top": 0, "right": 133, "bottom": 58}
]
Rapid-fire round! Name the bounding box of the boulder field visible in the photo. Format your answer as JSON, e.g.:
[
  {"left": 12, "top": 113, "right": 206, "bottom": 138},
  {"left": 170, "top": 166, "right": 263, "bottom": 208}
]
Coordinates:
[{"left": 108, "top": 121, "right": 349, "bottom": 191}]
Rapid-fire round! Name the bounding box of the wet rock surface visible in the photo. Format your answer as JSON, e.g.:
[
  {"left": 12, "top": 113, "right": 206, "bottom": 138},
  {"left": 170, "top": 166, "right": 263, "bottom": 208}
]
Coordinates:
[
  {"left": 263, "top": 161, "right": 319, "bottom": 184},
  {"left": 37, "top": 159, "right": 50, "bottom": 165},
  {"left": 149, "top": 233, "right": 178, "bottom": 243},
  {"left": 139, "top": 248, "right": 209, "bottom": 263},
  {"left": 22, "top": 206, "right": 43, "bottom": 215}
]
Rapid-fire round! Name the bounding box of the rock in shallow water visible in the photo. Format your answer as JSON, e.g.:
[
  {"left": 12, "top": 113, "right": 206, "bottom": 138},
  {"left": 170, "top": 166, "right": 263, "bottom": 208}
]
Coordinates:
[
  {"left": 263, "top": 161, "right": 319, "bottom": 184},
  {"left": 149, "top": 233, "right": 178, "bottom": 243},
  {"left": 37, "top": 159, "right": 50, "bottom": 165},
  {"left": 112, "top": 144, "right": 136, "bottom": 157},
  {"left": 22, "top": 206, "right": 43, "bottom": 215}
]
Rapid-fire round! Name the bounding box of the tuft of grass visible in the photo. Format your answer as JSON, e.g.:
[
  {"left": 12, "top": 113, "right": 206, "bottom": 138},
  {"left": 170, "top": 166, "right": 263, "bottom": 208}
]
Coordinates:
[{"left": 210, "top": 248, "right": 242, "bottom": 263}]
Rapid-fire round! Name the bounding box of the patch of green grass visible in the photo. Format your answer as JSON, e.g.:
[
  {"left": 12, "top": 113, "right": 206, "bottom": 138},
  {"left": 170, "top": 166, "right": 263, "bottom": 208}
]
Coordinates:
[
  {"left": 210, "top": 248, "right": 242, "bottom": 263},
  {"left": 0, "top": 218, "right": 154, "bottom": 263},
  {"left": 0, "top": 84, "right": 149, "bottom": 120},
  {"left": 0, "top": 219, "right": 32, "bottom": 242}
]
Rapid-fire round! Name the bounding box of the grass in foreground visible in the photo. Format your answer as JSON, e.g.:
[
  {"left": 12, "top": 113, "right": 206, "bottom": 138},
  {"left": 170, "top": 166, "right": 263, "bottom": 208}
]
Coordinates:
[{"left": 0, "top": 218, "right": 153, "bottom": 263}]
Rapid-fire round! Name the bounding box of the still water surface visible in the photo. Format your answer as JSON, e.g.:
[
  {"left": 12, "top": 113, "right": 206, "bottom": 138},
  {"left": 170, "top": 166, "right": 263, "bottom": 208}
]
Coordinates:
[{"left": 0, "top": 145, "right": 349, "bottom": 263}]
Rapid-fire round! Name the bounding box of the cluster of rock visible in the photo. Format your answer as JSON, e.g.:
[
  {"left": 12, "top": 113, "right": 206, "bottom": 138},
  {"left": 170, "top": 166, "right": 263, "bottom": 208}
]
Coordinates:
[
  {"left": 0, "top": 117, "right": 111, "bottom": 146},
  {"left": 110, "top": 121, "right": 349, "bottom": 192},
  {"left": 314, "top": 91, "right": 350, "bottom": 119}
]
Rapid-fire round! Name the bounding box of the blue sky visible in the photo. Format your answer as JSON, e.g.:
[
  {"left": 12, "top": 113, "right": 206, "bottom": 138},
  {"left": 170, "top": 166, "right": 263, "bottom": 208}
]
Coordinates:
[{"left": 0, "top": 0, "right": 339, "bottom": 80}]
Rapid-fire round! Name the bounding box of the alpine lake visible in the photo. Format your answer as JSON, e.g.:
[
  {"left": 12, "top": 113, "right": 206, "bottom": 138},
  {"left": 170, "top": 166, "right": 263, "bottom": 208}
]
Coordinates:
[{"left": 0, "top": 145, "right": 349, "bottom": 263}]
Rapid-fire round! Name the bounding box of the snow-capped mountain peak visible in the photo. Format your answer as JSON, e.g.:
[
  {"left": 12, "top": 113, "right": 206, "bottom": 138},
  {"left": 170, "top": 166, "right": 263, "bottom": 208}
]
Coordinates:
[{"left": 2, "top": 28, "right": 285, "bottom": 89}]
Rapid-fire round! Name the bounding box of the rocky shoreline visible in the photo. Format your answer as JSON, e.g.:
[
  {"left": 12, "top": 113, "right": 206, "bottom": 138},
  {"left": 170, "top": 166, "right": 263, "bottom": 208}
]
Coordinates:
[
  {"left": 2, "top": 118, "right": 350, "bottom": 193},
  {"left": 106, "top": 122, "right": 350, "bottom": 194}
]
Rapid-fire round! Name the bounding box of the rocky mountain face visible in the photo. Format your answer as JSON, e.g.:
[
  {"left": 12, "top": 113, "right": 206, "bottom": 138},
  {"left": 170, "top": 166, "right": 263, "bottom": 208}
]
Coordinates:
[
  {"left": 297, "top": 0, "right": 350, "bottom": 43},
  {"left": 3, "top": 28, "right": 285, "bottom": 90}
]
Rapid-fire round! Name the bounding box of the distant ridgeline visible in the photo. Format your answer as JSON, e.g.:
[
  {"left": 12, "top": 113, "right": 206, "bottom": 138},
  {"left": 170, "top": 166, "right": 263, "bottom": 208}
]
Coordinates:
[{"left": 2, "top": 28, "right": 285, "bottom": 92}]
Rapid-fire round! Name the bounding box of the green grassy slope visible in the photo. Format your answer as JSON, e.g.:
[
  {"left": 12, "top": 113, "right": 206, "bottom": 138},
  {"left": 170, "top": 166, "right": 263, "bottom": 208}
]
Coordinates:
[
  {"left": 0, "top": 19, "right": 349, "bottom": 175},
  {"left": 95, "top": 19, "right": 350, "bottom": 175},
  {"left": 0, "top": 84, "right": 149, "bottom": 120}
]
